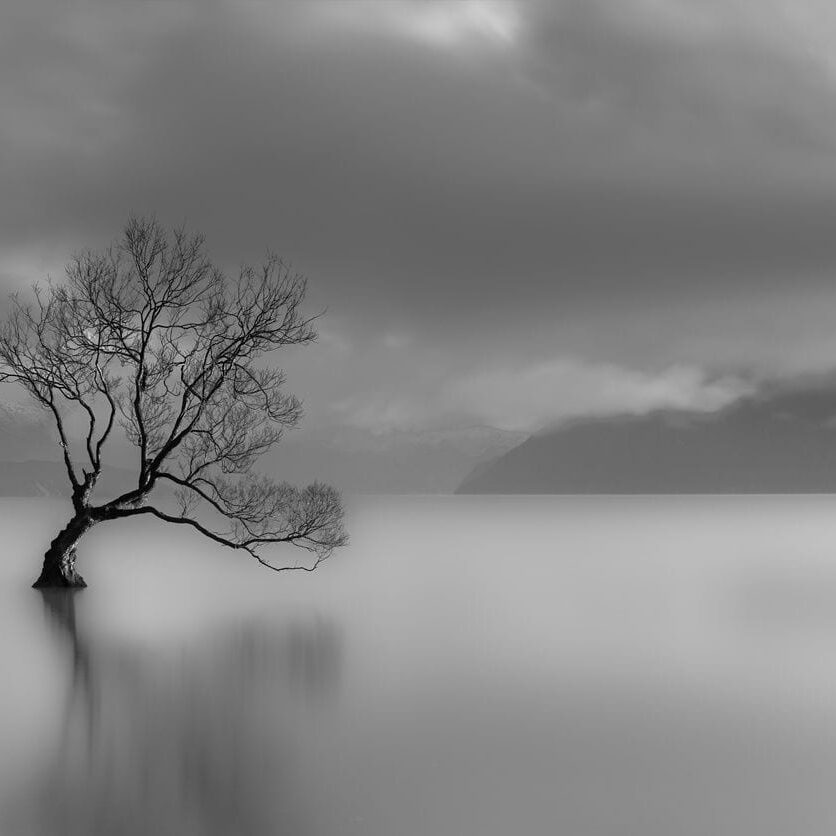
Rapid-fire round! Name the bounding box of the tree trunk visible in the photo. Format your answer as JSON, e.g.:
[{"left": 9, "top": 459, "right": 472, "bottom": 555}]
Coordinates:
[{"left": 32, "top": 514, "right": 94, "bottom": 589}]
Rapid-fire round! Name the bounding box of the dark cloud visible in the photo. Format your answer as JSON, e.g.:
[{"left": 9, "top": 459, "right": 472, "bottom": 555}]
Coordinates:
[{"left": 3, "top": 1, "right": 836, "bottom": 432}]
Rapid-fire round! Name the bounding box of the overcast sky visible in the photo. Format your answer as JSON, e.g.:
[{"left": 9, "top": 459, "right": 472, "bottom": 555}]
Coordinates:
[{"left": 4, "top": 0, "right": 836, "bottom": 435}]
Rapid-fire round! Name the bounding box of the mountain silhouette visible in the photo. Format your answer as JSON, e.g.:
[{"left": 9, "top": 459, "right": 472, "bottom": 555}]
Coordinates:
[{"left": 457, "top": 382, "right": 836, "bottom": 494}]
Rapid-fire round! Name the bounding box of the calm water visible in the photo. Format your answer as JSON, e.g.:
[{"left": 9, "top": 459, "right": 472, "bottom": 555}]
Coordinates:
[{"left": 2, "top": 495, "right": 836, "bottom": 835}]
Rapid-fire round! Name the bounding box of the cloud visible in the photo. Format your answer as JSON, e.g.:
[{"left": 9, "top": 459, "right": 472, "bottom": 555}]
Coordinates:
[
  {"left": 333, "top": 359, "right": 753, "bottom": 434},
  {"left": 309, "top": 1, "right": 522, "bottom": 51},
  {"left": 444, "top": 361, "right": 753, "bottom": 432},
  {"left": 3, "top": 0, "right": 836, "bottom": 436},
  {"left": 3, "top": 0, "right": 836, "bottom": 324}
]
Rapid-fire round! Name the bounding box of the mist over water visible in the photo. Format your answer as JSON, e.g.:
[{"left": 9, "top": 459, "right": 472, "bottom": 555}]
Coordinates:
[{"left": 2, "top": 495, "right": 836, "bottom": 835}]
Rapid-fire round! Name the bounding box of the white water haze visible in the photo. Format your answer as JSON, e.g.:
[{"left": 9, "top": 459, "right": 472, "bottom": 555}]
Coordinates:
[{"left": 3, "top": 496, "right": 836, "bottom": 835}]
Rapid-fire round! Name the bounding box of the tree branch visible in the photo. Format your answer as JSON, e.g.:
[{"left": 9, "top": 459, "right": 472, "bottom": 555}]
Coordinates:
[{"left": 0, "top": 215, "right": 346, "bottom": 571}]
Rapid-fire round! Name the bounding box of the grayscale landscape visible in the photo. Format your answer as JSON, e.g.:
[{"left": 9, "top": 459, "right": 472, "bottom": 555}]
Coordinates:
[{"left": 3, "top": 2, "right": 836, "bottom": 834}]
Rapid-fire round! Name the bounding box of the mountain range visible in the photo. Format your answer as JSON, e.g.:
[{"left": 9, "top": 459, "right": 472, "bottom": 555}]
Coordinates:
[
  {"left": 457, "top": 382, "right": 836, "bottom": 494},
  {"left": 262, "top": 425, "right": 527, "bottom": 493},
  {"left": 10, "top": 381, "right": 836, "bottom": 496},
  {"left": 0, "top": 402, "right": 524, "bottom": 496}
]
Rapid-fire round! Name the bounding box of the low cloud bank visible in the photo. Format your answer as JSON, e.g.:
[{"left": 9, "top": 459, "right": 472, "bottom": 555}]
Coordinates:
[{"left": 334, "top": 359, "right": 754, "bottom": 434}]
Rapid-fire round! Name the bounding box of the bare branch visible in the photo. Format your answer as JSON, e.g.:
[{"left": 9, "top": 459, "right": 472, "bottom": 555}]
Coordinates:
[
  {"left": 104, "top": 478, "right": 346, "bottom": 572},
  {"left": 0, "top": 216, "right": 346, "bottom": 572}
]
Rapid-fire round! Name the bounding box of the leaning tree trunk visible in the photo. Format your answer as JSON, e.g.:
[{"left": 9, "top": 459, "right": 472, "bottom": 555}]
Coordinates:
[{"left": 32, "top": 514, "right": 94, "bottom": 589}]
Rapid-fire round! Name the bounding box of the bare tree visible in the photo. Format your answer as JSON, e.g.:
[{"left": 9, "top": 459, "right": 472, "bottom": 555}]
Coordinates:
[{"left": 0, "top": 217, "right": 347, "bottom": 588}]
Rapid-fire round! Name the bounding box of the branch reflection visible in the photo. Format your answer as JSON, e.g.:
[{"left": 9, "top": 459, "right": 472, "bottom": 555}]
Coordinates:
[{"left": 26, "top": 590, "right": 344, "bottom": 836}]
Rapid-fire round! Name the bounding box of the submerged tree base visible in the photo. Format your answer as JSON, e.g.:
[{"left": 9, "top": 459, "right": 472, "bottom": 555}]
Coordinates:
[
  {"left": 32, "top": 568, "right": 87, "bottom": 589},
  {"left": 32, "top": 550, "right": 88, "bottom": 588},
  {"left": 33, "top": 525, "right": 90, "bottom": 589}
]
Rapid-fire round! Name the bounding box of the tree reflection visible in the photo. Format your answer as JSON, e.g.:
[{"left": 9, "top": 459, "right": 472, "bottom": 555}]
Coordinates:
[{"left": 21, "top": 591, "right": 344, "bottom": 836}]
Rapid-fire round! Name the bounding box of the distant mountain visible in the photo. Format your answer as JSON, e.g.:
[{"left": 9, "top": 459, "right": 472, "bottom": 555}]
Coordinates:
[
  {"left": 457, "top": 384, "right": 836, "bottom": 494},
  {"left": 0, "top": 460, "right": 141, "bottom": 499},
  {"left": 0, "top": 388, "right": 527, "bottom": 495},
  {"left": 263, "top": 425, "right": 527, "bottom": 493},
  {"left": 0, "top": 414, "right": 524, "bottom": 496},
  {"left": 0, "top": 402, "right": 145, "bottom": 498}
]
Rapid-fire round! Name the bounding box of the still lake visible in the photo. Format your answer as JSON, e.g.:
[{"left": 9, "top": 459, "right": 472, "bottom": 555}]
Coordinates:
[{"left": 2, "top": 495, "right": 836, "bottom": 835}]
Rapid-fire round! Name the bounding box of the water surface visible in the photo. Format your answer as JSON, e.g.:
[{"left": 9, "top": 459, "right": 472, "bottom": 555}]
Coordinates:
[{"left": 2, "top": 495, "right": 836, "bottom": 834}]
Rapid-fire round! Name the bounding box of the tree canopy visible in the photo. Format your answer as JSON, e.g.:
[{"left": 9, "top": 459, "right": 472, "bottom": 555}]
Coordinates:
[{"left": 0, "top": 217, "right": 346, "bottom": 586}]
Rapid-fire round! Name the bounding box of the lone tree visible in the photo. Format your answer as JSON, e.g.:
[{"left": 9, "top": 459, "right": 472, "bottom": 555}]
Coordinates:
[{"left": 0, "top": 217, "right": 346, "bottom": 588}]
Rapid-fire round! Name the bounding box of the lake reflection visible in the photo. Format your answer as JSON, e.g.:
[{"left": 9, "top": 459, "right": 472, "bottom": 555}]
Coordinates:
[
  {"left": 8, "top": 590, "right": 342, "bottom": 836},
  {"left": 3, "top": 496, "right": 836, "bottom": 835}
]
